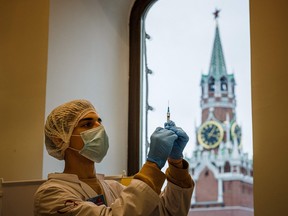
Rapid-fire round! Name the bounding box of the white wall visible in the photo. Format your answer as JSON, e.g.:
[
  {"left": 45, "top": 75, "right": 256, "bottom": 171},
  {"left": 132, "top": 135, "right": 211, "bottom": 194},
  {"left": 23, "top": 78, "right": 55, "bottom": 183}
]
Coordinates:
[{"left": 43, "top": 0, "right": 134, "bottom": 177}]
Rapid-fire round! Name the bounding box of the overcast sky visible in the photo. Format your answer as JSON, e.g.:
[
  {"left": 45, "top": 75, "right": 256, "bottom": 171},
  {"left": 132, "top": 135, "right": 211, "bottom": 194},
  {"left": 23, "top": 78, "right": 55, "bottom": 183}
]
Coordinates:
[{"left": 143, "top": 0, "right": 252, "bottom": 159}]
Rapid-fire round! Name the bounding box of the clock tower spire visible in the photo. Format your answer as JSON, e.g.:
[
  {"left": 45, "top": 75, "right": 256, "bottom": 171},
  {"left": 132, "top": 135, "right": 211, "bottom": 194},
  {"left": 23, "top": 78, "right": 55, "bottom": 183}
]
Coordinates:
[{"left": 198, "top": 10, "right": 237, "bottom": 151}]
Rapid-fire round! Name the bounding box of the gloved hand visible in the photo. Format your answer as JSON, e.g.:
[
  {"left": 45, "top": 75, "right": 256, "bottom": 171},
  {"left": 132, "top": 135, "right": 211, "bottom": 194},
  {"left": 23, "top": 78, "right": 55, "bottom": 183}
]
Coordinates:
[
  {"left": 164, "top": 120, "right": 189, "bottom": 160},
  {"left": 147, "top": 127, "right": 178, "bottom": 169}
]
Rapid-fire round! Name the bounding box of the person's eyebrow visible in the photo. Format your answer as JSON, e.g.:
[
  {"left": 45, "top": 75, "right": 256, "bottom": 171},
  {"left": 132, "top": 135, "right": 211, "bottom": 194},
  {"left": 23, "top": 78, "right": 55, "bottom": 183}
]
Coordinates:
[
  {"left": 79, "top": 117, "right": 94, "bottom": 122},
  {"left": 78, "top": 117, "right": 102, "bottom": 124}
]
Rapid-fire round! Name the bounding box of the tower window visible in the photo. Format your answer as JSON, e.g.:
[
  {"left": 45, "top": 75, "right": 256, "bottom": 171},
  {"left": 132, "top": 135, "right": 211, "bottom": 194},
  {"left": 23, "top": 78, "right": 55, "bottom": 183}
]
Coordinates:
[
  {"left": 220, "top": 76, "right": 228, "bottom": 91},
  {"left": 224, "top": 161, "right": 231, "bottom": 173},
  {"left": 209, "top": 77, "right": 215, "bottom": 91}
]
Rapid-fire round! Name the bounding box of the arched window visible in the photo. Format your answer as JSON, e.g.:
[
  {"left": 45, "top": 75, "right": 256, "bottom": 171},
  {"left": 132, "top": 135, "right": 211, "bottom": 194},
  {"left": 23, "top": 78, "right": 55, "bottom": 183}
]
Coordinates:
[
  {"left": 209, "top": 77, "right": 215, "bottom": 92},
  {"left": 128, "top": 0, "right": 253, "bottom": 180},
  {"left": 224, "top": 161, "right": 231, "bottom": 173},
  {"left": 220, "top": 76, "right": 228, "bottom": 91}
]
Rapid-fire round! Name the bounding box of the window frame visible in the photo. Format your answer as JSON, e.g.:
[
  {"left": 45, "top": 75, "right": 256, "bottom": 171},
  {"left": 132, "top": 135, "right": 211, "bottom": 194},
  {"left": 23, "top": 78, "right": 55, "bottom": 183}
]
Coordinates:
[{"left": 128, "top": 0, "right": 157, "bottom": 175}]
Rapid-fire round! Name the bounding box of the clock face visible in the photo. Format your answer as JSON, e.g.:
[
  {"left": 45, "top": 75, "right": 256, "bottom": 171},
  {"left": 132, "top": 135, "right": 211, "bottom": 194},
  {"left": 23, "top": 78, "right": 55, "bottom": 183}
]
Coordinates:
[
  {"left": 197, "top": 121, "right": 224, "bottom": 149},
  {"left": 231, "top": 122, "right": 242, "bottom": 146}
]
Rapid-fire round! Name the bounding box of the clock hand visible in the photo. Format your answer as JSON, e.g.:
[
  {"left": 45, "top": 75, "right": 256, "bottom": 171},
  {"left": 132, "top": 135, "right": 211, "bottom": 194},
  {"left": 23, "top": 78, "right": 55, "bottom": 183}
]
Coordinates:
[
  {"left": 208, "top": 126, "right": 216, "bottom": 138},
  {"left": 210, "top": 133, "right": 219, "bottom": 138}
]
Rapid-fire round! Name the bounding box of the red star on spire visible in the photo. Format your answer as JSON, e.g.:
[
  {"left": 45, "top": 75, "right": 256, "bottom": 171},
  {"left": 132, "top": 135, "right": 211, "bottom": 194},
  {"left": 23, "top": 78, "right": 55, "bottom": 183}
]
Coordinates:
[{"left": 213, "top": 9, "right": 221, "bottom": 19}]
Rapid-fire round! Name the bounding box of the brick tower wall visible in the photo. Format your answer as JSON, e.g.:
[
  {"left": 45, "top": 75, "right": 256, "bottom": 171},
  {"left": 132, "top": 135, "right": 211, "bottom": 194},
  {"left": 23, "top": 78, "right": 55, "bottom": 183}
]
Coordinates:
[
  {"left": 223, "top": 180, "right": 254, "bottom": 208},
  {"left": 196, "top": 168, "right": 218, "bottom": 202}
]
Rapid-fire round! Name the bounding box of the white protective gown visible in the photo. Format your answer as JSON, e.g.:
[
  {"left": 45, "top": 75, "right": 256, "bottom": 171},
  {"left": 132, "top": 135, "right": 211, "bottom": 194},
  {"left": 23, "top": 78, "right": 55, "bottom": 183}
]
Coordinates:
[{"left": 34, "top": 172, "right": 193, "bottom": 215}]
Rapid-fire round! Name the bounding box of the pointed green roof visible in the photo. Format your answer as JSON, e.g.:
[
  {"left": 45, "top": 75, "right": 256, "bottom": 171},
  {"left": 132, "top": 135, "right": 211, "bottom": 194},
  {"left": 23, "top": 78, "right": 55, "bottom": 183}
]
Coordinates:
[{"left": 208, "top": 22, "right": 227, "bottom": 79}]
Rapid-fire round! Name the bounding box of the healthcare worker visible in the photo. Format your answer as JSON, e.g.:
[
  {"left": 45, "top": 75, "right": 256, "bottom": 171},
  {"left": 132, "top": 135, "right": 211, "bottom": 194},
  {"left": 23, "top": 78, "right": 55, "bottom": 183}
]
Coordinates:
[{"left": 34, "top": 99, "right": 194, "bottom": 215}]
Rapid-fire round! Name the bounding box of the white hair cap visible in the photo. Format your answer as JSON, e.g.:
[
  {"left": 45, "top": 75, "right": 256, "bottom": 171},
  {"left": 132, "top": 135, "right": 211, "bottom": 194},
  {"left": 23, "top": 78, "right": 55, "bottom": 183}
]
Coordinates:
[{"left": 45, "top": 99, "right": 97, "bottom": 160}]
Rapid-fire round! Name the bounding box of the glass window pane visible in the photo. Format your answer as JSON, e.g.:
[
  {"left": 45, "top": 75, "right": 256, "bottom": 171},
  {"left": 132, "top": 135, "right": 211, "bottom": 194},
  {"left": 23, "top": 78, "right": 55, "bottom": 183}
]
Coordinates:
[{"left": 140, "top": 0, "right": 253, "bottom": 214}]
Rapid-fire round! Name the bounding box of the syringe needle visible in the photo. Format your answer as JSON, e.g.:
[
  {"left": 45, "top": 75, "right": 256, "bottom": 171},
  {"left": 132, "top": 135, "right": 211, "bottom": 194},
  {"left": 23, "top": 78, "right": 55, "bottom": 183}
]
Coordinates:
[{"left": 167, "top": 101, "right": 170, "bottom": 122}]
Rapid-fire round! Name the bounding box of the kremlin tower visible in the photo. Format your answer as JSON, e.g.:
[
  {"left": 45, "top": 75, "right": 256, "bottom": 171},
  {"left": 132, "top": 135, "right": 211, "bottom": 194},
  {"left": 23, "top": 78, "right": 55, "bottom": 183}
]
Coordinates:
[{"left": 187, "top": 10, "right": 254, "bottom": 216}]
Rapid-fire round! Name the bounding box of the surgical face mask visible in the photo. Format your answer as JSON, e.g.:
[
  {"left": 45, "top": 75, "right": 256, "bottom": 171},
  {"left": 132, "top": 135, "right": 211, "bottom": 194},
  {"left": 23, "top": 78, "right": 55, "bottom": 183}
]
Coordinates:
[{"left": 70, "top": 125, "right": 109, "bottom": 163}]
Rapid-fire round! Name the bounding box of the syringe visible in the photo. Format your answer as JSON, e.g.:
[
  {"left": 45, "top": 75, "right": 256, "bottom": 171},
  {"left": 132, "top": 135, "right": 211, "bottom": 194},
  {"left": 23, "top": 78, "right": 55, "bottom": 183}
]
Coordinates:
[{"left": 167, "top": 101, "right": 170, "bottom": 122}]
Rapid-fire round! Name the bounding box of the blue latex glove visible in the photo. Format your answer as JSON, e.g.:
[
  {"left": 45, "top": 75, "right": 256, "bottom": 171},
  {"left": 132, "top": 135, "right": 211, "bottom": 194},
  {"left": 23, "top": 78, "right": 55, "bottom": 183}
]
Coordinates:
[
  {"left": 147, "top": 127, "right": 178, "bottom": 169},
  {"left": 164, "top": 120, "right": 189, "bottom": 160}
]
